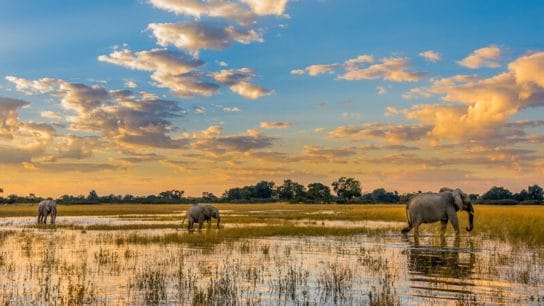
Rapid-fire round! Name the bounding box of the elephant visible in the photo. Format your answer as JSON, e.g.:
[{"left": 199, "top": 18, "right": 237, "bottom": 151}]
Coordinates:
[
  {"left": 181, "top": 204, "right": 220, "bottom": 230},
  {"left": 401, "top": 188, "right": 474, "bottom": 236},
  {"left": 37, "top": 199, "right": 57, "bottom": 224}
]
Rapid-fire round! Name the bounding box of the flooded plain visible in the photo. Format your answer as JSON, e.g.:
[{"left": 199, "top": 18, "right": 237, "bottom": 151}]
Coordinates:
[{"left": 0, "top": 209, "right": 543, "bottom": 305}]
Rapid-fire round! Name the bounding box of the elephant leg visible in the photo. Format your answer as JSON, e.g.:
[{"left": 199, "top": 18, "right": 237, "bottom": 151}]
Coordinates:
[
  {"left": 440, "top": 220, "right": 448, "bottom": 235},
  {"left": 449, "top": 213, "right": 460, "bottom": 234},
  {"left": 401, "top": 224, "right": 411, "bottom": 235},
  {"left": 413, "top": 221, "right": 422, "bottom": 237},
  {"left": 188, "top": 218, "right": 194, "bottom": 230},
  {"left": 198, "top": 215, "right": 205, "bottom": 230},
  {"left": 51, "top": 214, "right": 56, "bottom": 225}
]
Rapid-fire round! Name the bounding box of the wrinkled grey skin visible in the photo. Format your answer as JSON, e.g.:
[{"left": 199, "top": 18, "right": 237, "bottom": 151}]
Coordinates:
[
  {"left": 37, "top": 200, "right": 57, "bottom": 224},
  {"left": 181, "top": 204, "right": 220, "bottom": 230},
  {"left": 401, "top": 189, "right": 474, "bottom": 236}
]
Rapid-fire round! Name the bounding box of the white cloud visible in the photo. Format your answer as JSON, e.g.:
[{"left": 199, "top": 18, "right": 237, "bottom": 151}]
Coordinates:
[
  {"left": 40, "top": 111, "right": 62, "bottom": 120},
  {"left": 419, "top": 50, "right": 441, "bottom": 62},
  {"left": 211, "top": 68, "right": 272, "bottom": 99},
  {"left": 458, "top": 45, "right": 501, "bottom": 69},
  {"left": 223, "top": 106, "right": 241, "bottom": 112},
  {"left": 293, "top": 54, "right": 425, "bottom": 82},
  {"left": 260, "top": 121, "right": 292, "bottom": 129},
  {"left": 124, "top": 80, "right": 138, "bottom": 88},
  {"left": 148, "top": 22, "right": 263, "bottom": 54},
  {"left": 376, "top": 86, "right": 387, "bottom": 95}
]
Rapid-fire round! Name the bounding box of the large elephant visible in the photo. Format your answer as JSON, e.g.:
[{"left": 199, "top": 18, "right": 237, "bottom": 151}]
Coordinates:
[
  {"left": 401, "top": 188, "right": 474, "bottom": 236},
  {"left": 182, "top": 204, "right": 220, "bottom": 230},
  {"left": 37, "top": 199, "right": 57, "bottom": 224}
]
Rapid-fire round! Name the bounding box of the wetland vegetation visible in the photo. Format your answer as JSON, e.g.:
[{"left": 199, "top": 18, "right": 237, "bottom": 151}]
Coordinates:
[{"left": 0, "top": 203, "right": 543, "bottom": 304}]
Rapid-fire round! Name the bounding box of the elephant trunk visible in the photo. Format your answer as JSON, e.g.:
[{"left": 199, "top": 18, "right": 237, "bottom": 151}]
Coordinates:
[
  {"left": 466, "top": 203, "right": 474, "bottom": 232},
  {"left": 216, "top": 214, "right": 220, "bottom": 229}
]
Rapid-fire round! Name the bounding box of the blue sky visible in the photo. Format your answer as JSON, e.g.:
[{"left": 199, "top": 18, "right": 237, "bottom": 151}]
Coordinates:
[{"left": 1, "top": 0, "right": 543, "bottom": 196}]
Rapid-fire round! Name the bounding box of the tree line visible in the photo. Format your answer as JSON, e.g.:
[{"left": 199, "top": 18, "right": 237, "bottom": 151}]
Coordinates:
[{"left": 0, "top": 179, "right": 542, "bottom": 204}]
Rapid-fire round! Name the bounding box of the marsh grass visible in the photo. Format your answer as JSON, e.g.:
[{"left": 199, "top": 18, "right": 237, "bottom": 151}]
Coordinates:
[
  {"left": 114, "top": 225, "right": 395, "bottom": 246},
  {"left": 3, "top": 203, "right": 544, "bottom": 246}
]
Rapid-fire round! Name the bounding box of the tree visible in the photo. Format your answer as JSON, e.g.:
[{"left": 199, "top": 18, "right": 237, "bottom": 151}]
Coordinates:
[
  {"left": 370, "top": 188, "right": 399, "bottom": 203},
  {"left": 306, "top": 183, "right": 332, "bottom": 203},
  {"left": 202, "top": 192, "right": 218, "bottom": 202},
  {"left": 527, "top": 184, "right": 543, "bottom": 201},
  {"left": 331, "top": 177, "right": 361, "bottom": 201},
  {"left": 277, "top": 179, "right": 306, "bottom": 201},
  {"left": 513, "top": 189, "right": 529, "bottom": 201},
  {"left": 481, "top": 186, "right": 513, "bottom": 200},
  {"left": 159, "top": 190, "right": 184, "bottom": 200},
  {"left": 0, "top": 188, "right": 3, "bottom": 194},
  {"left": 87, "top": 190, "right": 99, "bottom": 201},
  {"left": 253, "top": 181, "right": 275, "bottom": 199}
]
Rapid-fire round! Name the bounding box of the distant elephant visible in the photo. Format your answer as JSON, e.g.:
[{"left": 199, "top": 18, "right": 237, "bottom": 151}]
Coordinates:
[
  {"left": 181, "top": 204, "right": 220, "bottom": 230},
  {"left": 401, "top": 189, "right": 474, "bottom": 236},
  {"left": 37, "top": 199, "right": 57, "bottom": 224}
]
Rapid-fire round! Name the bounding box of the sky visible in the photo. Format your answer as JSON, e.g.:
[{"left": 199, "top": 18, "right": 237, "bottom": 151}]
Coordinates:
[{"left": 1, "top": 0, "right": 543, "bottom": 197}]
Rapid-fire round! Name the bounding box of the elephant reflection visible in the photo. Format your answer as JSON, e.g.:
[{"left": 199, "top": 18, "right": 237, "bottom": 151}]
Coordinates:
[{"left": 406, "top": 238, "right": 476, "bottom": 279}]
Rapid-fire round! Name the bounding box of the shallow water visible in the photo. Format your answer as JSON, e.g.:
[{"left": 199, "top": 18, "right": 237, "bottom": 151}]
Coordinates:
[{"left": 0, "top": 216, "right": 543, "bottom": 305}]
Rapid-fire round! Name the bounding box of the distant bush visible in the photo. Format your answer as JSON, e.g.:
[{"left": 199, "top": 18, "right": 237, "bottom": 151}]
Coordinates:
[{"left": 476, "top": 199, "right": 519, "bottom": 205}]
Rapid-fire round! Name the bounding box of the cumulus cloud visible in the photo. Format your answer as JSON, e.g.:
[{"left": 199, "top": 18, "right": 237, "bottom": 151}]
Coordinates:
[
  {"left": 458, "top": 45, "right": 501, "bottom": 69},
  {"left": 192, "top": 126, "right": 276, "bottom": 154},
  {"left": 0, "top": 96, "right": 56, "bottom": 164},
  {"left": 148, "top": 21, "right": 263, "bottom": 54},
  {"left": 339, "top": 57, "right": 425, "bottom": 82},
  {"left": 98, "top": 48, "right": 203, "bottom": 74},
  {"left": 6, "top": 77, "right": 190, "bottom": 149},
  {"left": 223, "top": 106, "right": 241, "bottom": 112},
  {"left": 40, "top": 110, "right": 62, "bottom": 120},
  {"left": 293, "top": 54, "right": 425, "bottom": 82},
  {"left": 327, "top": 123, "right": 431, "bottom": 143},
  {"left": 419, "top": 50, "right": 441, "bottom": 62},
  {"left": 148, "top": 0, "right": 289, "bottom": 25},
  {"left": 211, "top": 68, "right": 272, "bottom": 99},
  {"left": 99, "top": 49, "right": 270, "bottom": 99},
  {"left": 259, "top": 121, "right": 291, "bottom": 129},
  {"left": 390, "top": 51, "right": 544, "bottom": 145},
  {"left": 376, "top": 86, "right": 387, "bottom": 95}
]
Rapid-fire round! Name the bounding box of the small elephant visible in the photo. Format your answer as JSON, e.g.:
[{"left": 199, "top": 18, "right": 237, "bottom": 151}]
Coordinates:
[
  {"left": 401, "top": 188, "right": 474, "bottom": 236},
  {"left": 37, "top": 199, "right": 57, "bottom": 224},
  {"left": 181, "top": 204, "right": 220, "bottom": 230}
]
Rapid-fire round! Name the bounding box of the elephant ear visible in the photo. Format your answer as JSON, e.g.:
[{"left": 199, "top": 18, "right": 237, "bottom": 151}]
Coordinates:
[
  {"left": 202, "top": 205, "right": 212, "bottom": 217},
  {"left": 452, "top": 189, "right": 463, "bottom": 211}
]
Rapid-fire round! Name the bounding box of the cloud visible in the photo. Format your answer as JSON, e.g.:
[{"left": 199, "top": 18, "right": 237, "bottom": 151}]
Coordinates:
[
  {"left": 148, "top": 0, "right": 289, "bottom": 25},
  {"left": 100, "top": 49, "right": 271, "bottom": 99},
  {"left": 391, "top": 51, "right": 544, "bottom": 145},
  {"left": 419, "top": 50, "right": 441, "bottom": 62},
  {"left": 6, "top": 77, "right": 190, "bottom": 149},
  {"left": 376, "top": 86, "right": 387, "bottom": 95},
  {"left": 223, "top": 106, "right": 241, "bottom": 112},
  {"left": 260, "top": 121, "right": 291, "bottom": 129},
  {"left": 327, "top": 123, "right": 431, "bottom": 143},
  {"left": 211, "top": 68, "right": 272, "bottom": 99},
  {"left": 193, "top": 126, "right": 276, "bottom": 154},
  {"left": 98, "top": 48, "right": 203, "bottom": 74},
  {"left": 40, "top": 110, "right": 62, "bottom": 120},
  {"left": 241, "top": 0, "right": 289, "bottom": 16},
  {"left": 294, "top": 54, "right": 425, "bottom": 82},
  {"left": 124, "top": 80, "right": 138, "bottom": 88},
  {"left": 306, "top": 64, "right": 339, "bottom": 76},
  {"left": 458, "top": 45, "right": 501, "bottom": 69},
  {"left": 148, "top": 21, "right": 263, "bottom": 54},
  {"left": 339, "top": 57, "right": 425, "bottom": 82},
  {"left": 4, "top": 76, "right": 60, "bottom": 95},
  {"left": 193, "top": 105, "right": 206, "bottom": 114}
]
